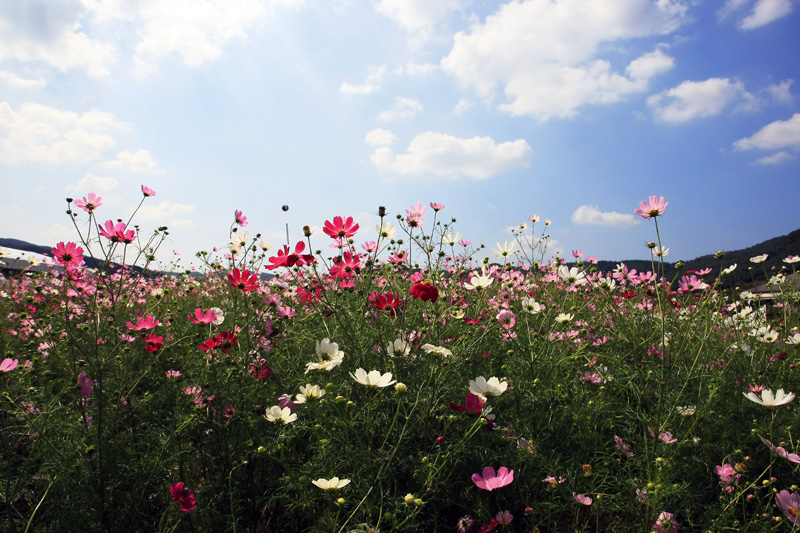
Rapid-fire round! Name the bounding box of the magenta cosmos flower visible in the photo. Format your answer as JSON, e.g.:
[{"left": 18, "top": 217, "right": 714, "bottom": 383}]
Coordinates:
[
  {"left": 635, "top": 195, "right": 668, "bottom": 219},
  {"left": 234, "top": 210, "right": 248, "bottom": 227},
  {"left": 322, "top": 215, "right": 360, "bottom": 240},
  {"left": 188, "top": 308, "right": 218, "bottom": 325},
  {"left": 776, "top": 490, "right": 800, "bottom": 526},
  {"left": 51, "top": 242, "right": 84, "bottom": 268},
  {"left": 471, "top": 466, "right": 514, "bottom": 491},
  {"left": 227, "top": 268, "right": 259, "bottom": 292},
  {"left": 98, "top": 220, "right": 135, "bottom": 243},
  {"left": 170, "top": 482, "right": 197, "bottom": 512}
]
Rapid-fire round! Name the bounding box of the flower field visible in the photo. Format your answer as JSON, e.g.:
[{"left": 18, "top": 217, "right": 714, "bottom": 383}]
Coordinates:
[{"left": 1, "top": 189, "right": 800, "bottom": 532}]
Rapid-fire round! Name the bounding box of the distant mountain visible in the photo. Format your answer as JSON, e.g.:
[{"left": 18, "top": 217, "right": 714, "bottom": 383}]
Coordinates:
[
  {"left": 0, "top": 238, "right": 147, "bottom": 276},
  {"left": 590, "top": 227, "right": 800, "bottom": 289}
]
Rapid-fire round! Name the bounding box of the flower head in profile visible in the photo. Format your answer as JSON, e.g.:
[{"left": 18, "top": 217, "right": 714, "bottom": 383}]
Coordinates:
[
  {"left": 750, "top": 254, "right": 768, "bottom": 264},
  {"left": 73, "top": 192, "right": 103, "bottom": 213},
  {"left": 265, "top": 405, "right": 297, "bottom": 424},
  {"left": 305, "top": 338, "right": 345, "bottom": 373},
  {"left": 295, "top": 384, "right": 326, "bottom": 403},
  {"left": 492, "top": 241, "right": 516, "bottom": 259},
  {"left": 776, "top": 490, "right": 800, "bottom": 526},
  {"left": 350, "top": 368, "right": 396, "bottom": 388},
  {"left": 471, "top": 466, "right": 514, "bottom": 491},
  {"left": 572, "top": 493, "right": 592, "bottom": 505},
  {"left": 760, "top": 437, "right": 800, "bottom": 463},
  {"left": 189, "top": 308, "right": 218, "bottom": 325},
  {"left": 743, "top": 388, "right": 795, "bottom": 407},
  {"left": 652, "top": 511, "right": 678, "bottom": 533},
  {"left": 312, "top": 477, "right": 350, "bottom": 490},
  {"left": 0, "top": 358, "right": 19, "bottom": 373},
  {"left": 430, "top": 202, "right": 444, "bottom": 211},
  {"left": 141, "top": 185, "right": 156, "bottom": 197},
  {"left": 635, "top": 195, "right": 668, "bottom": 219},
  {"left": 469, "top": 376, "right": 508, "bottom": 401},
  {"left": 464, "top": 269, "right": 493, "bottom": 290},
  {"left": 170, "top": 482, "right": 196, "bottom": 512},
  {"left": 234, "top": 210, "right": 248, "bottom": 227}
]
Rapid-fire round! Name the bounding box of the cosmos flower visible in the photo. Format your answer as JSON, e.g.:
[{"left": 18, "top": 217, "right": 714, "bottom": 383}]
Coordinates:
[
  {"left": 51, "top": 242, "right": 84, "bottom": 268},
  {"left": 312, "top": 477, "right": 351, "bottom": 490},
  {"left": 652, "top": 511, "right": 678, "bottom": 533},
  {"left": 776, "top": 490, "right": 800, "bottom": 526},
  {"left": 73, "top": 192, "right": 103, "bottom": 213},
  {"left": 469, "top": 376, "right": 508, "bottom": 401},
  {"left": 743, "top": 388, "right": 795, "bottom": 407},
  {"left": 409, "top": 280, "right": 439, "bottom": 303},
  {"left": 635, "top": 196, "right": 668, "bottom": 219},
  {"left": 265, "top": 405, "right": 297, "bottom": 424},
  {"left": 350, "top": 368, "right": 396, "bottom": 388},
  {"left": 170, "top": 482, "right": 196, "bottom": 512},
  {"left": 471, "top": 466, "right": 514, "bottom": 491},
  {"left": 323, "top": 216, "right": 360, "bottom": 240}
]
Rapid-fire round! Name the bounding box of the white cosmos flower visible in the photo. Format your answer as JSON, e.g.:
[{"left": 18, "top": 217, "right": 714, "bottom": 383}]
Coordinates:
[
  {"left": 521, "top": 297, "right": 542, "bottom": 314},
  {"left": 721, "top": 264, "right": 737, "bottom": 275},
  {"left": 295, "top": 384, "right": 326, "bottom": 403},
  {"left": 784, "top": 255, "right": 800, "bottom": 264},
  {"left": 230, "top": 230, "right": 249, "bottom": 247},
  {"left": 786, "top": 333, "right": 800, "bottom": 346},
  {"left": 469, "top": 376, "right": 508, "bottom": 401},
  {"left": 744, "top": 388, "right": 795, "bottom": 407},
  {"left": 750, "top": 254, "right": 768, "bottom": 263},
  {"left": 555, "top": 312, "right": 574, "bottom": 323},
  {"left": 377, "top": 222, "right": 397, "bottom": 240},
  {"left": 421, "top": 344, "right": 453, "bottom": 357},
  {"left": 350, "top": 368, "right": 396, "bottom": 388},
  {"left": 209, "top": 307, "right": 225, "bottom": 325},
  {"left": 464, "top": 269, "right": 493, "bottom": 290},
  {"left": 387, "top": 338, "right": 411, "bottom": 357},
  {"left": 442, "top": 231, "right": 463, "bottom": 245},
  {"left": 312, "top": 477, "right": 351, "bottom": 490},
  {"left": 558, "top": 265, "right": 587, "bottom": 286},
  {"left": 492, "top": 241, "right": 516, "bottom": 259},
  {"left": 305, "top": 338, "right": 345, "bottom": 373},
  {"left": 265, "top": 405, "right": 297, "bottom": 424}
]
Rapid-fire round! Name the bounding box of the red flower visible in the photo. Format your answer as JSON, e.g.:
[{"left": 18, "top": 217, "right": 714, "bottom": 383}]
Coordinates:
[
  {"left": 198, "top": 337, "right": 219, "bottom": 351},
  {"left": 170, "top": 482, "right": 197, "bottom": 512},
  {"left": 322, "top": 215, "right": 360, "bottom": 240},
  {"left": 51, "top": 241, "right": 84, "bottom": 268},
  {"left": 409, "top": 280, "right": 439, "bottom": 303},
  {"left": 217, "top": 331, "right": 238, "bottom": 353},
  {"left": 329, "top": 251, "right": 361, "bottom": 279},
  {"left": 143, "top": 333, "right": 163, "bottom": 352},
  {"left": 267, "top": 241, "right": 315, "bottom": 270},
  {"left": 373, "top": 292, "right": 405, "bottom": 316},
  {"left": 228, "top": 268, "right": 259, "bottom": 292}
]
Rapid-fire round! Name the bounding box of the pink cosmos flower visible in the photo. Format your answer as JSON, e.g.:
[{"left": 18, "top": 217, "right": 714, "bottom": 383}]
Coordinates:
[
  {"left": 170, "top": 482, "right": 197, "bottom": 512},
  {"left": 0, "top": 358, "right": 19, "bottom": 373},
  {"left": 449, "top": 392, "right": 485, "bottom": 415},
  {"left": 659, "top": 431, "right": 677, "bottom": 444},
  {"left": 77, "top": 371, "right": 93, "bottom": 399},
  {"left": 496, "top": 310, "right": 516, "bottom": 330},
  {"left": 776, "top": 490, "right": 800, "bottom": 526},
  {"left": 471, "top": 466, "right": 514, "bottom": 491},
  {"left": 143, "top": 333, "right": 163, "bottom": 353},
  {"left": 495, "top": 510, "right": 512, "bottom": 525},
  {"left": 322, "top": 215, "right": 360, "bottom": 240},
  {"left": 652, "top": 511, "right": 678, "bottom": 533},
  {"left": 266, "top": 241, "right": 315, "bottom": 270},
  {"left": 635, "top": 195, "right": 668, "bottom": 219},
  {"left": 405, "top": 203, "right": 427, "bottom": 228},
  {"left": 760, "top": 437, "right": 800, "bottom": 463},
  {"left": 73, "top": 193, "right": 103, "bottom": 213},
  {"left": 716, "top": 463, "right": 740, "bottom": 493},
  {"left": 430, "top": 202, "right": 444, "bottom": 211},
  {"left": 572, "top": 249, "right": 584, "bottom": 259},
  {"left": 98, "top": 220, "right": 135, "bottom": 243},
  {"left": 573, "top": 493, "right": 592, "bottom": 505},
  {"left": 542, "top": 476, "right": 566, "bottom": 489},
  {"left": 51, "top": 242, "right": 84, "bottom": 268},
  {"left": 614, "top": 435, "right": 635, "bottom": 457},
  {"left": 234, "top": 210, "right": 248, "bottom": 227},
  {"left": 188, "top": 308, "right": 218, "bottom": 325},
  {"left": 126, "top": 315, "right": 160, "bottom": 331},
  {"left": 141, "top": 185, "right": 156, "bottom": 197}
]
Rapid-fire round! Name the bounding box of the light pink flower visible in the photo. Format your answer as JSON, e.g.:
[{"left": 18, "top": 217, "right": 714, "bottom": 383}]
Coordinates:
[
  {"left": 405, "top": 203, "right": 427, "bottom": 228},
  {"left": 430, "top": 202, "right": 444, "bottom": 211},
  {"left": 234, "top": 210, "right": 248, "bottom": 227},
  {"left": 776, "top": 490, "right": 800, "bottom": 526},
  {"left": 573, "top": 493, "right": 592, "bottom": 505},
  {"left": 471, "top": 466, "right": 514, "bottom": 491},
  {"left": 652, "top": 511, "right": 678, "bottom": 533},
  {"left": 73, "top": 192, "right": 103, "bottom": 213},
  {"left": 0, "top": 358, "right": 19, "bottom": 373},
  {"left": 635, "top": 195, "right": 668, "bottom": 219},
  {"left": 141, "top": 185, "right": 156, "bottom": 197},
  {"left": 716, "top": 463, "right": 740, "bottom": 493},
  {"left": 77, "top": 371, "right": 93, "bottom": 399},
  {"left": 760, "top": 437, "right": 800, "bottom": 463}
]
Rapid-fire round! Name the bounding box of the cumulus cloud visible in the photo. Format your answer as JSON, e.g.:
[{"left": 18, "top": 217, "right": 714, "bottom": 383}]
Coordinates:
[
  {"left": 370, "top": 131, "right": 532, "bottom": 180},
  {"left": 395, "top": 61, "right": 438, "bottom": 76},
  {"left": 340, "top": 65, "right": 386, "bottom": 95},
  {"left": 647, "top": 78, "right": 756, "bottom": 123},
  {"left": 441, "top": 1, "right": 685, "bottom": 121},
  {"left": 103, "top": 149, "right": 160, "bottom": 172},
  {"left": 0, "top": 0, "right": 115, "bottom": 77},
  {"left": 764, "top": 79, "right": 794, "bottom": 105},
  {"left": 453, "top": 98, "right": 473, "bottom": 114},
  {"left": 755, "top": 151, "right": 795, "bottom": 165},
  {"left": 733, "top": 113, "right": 800, "bottom": 151},
  {"left": 137, "top": 201, "right": 195, "bottom": 223},
  {"left": 374, "top": 0, "right": 461, "bottom": 31},
  {"left": 0, "top": 101, "right": 118, "bottom": 164},
  {"left": 378, "top": 97, "right": 423, "bottom": 121},
  {"left": 571, "top": 205, "right": 639, "bottom": 228},
  {"left": 741, "top": 0, "right": 793, "bottom": 29},
  {"left": 73, "top": 172, "right": 119, "bottom": 192},
  {"left": 0, "top": 70, "right": 46, "bottom": 89},
  {"left": 364, "top": 128, "right": 397, "bottom": 147}
]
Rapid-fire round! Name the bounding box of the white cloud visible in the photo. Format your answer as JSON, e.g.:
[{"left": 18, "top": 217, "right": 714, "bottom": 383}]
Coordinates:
[
  {"left": 0, "top": 0, "right": 115, "bottom": 78},
  {"left": 764, "top": 79, "right": 794, "bottom": 105},
  {"left": 340, "top": 65, "right": 386, "bottom": 95},
  {"left": 0, "top": 70, "right": 46, "bottom": 89},
  {"left": 571, "top": 205, "right": 639, "bottom": 228},
  {"left": 0, "top": 101, "right": 118, "bottom": 163},
  {"left": 453, "top": 98, "right": 473, "bottom": 114},
  {"left": 373, "top": 0, "right": 461, "bottom": 31},
  {"left": 370, "top": 131, "right": 532, "bottom": 180},
  {"left": 755, "top": 151, "right": 795, "bottom": 165},
  {"left": 395, "top": 61, "right": 438, "bottom": 76},
  {"left": 718, "top": 0, "right": 751, "bottom": 20},
  {"left": 441, "top": 1, "right": 686, "bottom": 121},
  {"left": 364, "top": 128, "right": 397, "bottom": 147},
  {"left": 740, "top": 0, "right": 793, "bottom": 29},
  {"left": 733, "top": 113, "right": 800, "bottom": 150},
  {"left": 73, "top": 172, "right": 119, "bottom": 192},
  {"left": 103, "top": 149, "right": 159, "bottom": 172},
  {"left": 137, "top": 201, "right": 195, "bottom": 223},
  {"left": 647, "top": 78, "right": 755, "bottom": 123},
  {"left": 378, "top": 97, "right": 423, "bottom": 121}
]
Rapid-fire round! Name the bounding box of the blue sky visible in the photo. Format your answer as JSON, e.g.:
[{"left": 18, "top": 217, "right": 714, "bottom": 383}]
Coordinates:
[{"left": 1, "top": 0, "right": 799, "bottom": 269}]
